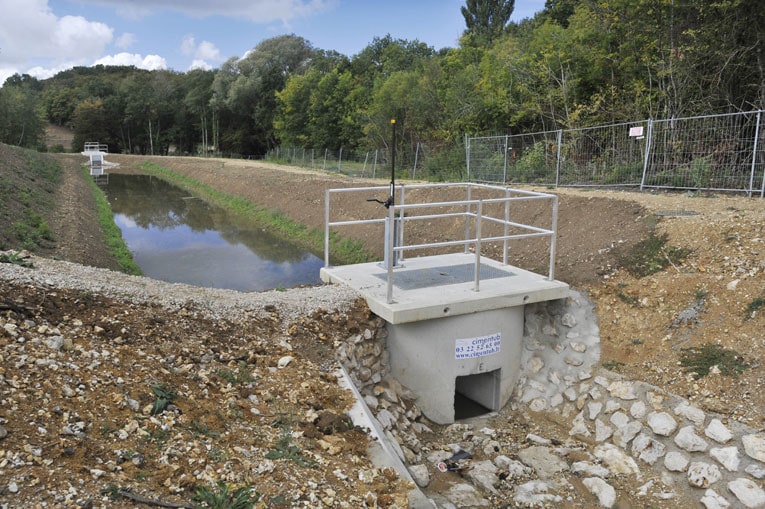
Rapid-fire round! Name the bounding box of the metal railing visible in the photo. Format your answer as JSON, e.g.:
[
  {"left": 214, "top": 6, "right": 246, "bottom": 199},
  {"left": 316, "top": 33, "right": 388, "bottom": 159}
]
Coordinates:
[
  {"left": 83, "top": 142, "right": 108, "bottom": 153},
  {"left": 324, "top": 183, "right": 558, "bottom": 303}
]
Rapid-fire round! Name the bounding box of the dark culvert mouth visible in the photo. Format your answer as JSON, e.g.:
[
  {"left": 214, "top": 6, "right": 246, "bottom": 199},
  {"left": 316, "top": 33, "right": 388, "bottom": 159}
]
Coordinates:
[{"left": 454, "top": 369, "right": 501, "bottom": 420}]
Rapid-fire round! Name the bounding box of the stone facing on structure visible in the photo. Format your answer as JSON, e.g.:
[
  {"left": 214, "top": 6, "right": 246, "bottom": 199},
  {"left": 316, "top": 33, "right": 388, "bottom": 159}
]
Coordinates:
[{"left": 336, "top": 292, "right": 765, "bottom": 508}]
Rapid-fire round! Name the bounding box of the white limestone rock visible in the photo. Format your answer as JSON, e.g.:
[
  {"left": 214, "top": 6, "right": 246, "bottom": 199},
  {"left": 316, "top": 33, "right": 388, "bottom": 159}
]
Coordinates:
[
  {"left": 647, "top": 411, "right": 678, "bottom": 436},
  {"left": 742, "top": 433, "right": 765, "bottom": 463},
  {"left": 518, "top": 446, "right": 568, "bottom": 479},
  {"left": 727, "top": 478, "right": 765, "bottom": 508},
  {"left": 745, "top": 464, "right": 765, "bottom": 480},
  {"left": 583, "top": 477, "right": 616, "bottom": 508},
  {"left": 705, "top": 418, "right": 733, "bottom": 444},
  {"left": 593, "top": 443, "right": 640, "bottom": 476},
  {"left": 710, "top": 446, "right": 740, "bottom": 472},
  {"left": 569, "top": 411, "right": 592, "bottom": 439},
  {"left": 595, "top": 419, "right": 613, "bottom": 443},
  {"left": 408, "top": 464, "right": 430, "bottom": 488},
  {"left": 629, "top": 400, "right": 647, "bottom": 419},
  {"left": 446, "top": 483, "right": 490, "bottom": 507},
  {"left": 571, "top": 461, "right": 611, "bottom": 478},
  {"left": 588, "top": 402, "right": 603, "bottom": 420},
  {"left": 608, "top": 381, "right": 638, "bottom": 400},
  {"left": 700, "top": 489, "right": 731, "bottom": 509},
  {"left": 675, "top": 425, "right": 709, "bottom": 452},
  {"left": 664, "top": 451, "right": 689, "bottom": 472},
  {"left": 688, "top": 462, "right": 722, "bottom": 488},
  {"left": 465, "top": 460, "right": 499, "bottom": 494},
  {"left": 612, "top": 420, "right": 643, "bottom": 449},
  {"left": 674, "top": 401, "right": 706, "bottom": 426},
  {"left": 513, "top": 481, "right": 563, "bottom": 506},
  {"left": 631, "top": 433, "right": 666, "bottom": 465}
]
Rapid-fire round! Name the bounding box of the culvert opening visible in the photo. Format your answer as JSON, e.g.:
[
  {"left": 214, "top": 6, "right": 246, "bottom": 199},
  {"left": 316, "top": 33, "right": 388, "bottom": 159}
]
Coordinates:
[{"left": 454, "top": 369, "right": 501, "bottom": 420}]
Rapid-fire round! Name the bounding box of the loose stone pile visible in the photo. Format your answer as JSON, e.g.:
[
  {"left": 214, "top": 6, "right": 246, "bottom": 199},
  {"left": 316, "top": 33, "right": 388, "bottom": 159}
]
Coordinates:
[{"left": 337, "top": 291, "right": 765, "bottom": 508}]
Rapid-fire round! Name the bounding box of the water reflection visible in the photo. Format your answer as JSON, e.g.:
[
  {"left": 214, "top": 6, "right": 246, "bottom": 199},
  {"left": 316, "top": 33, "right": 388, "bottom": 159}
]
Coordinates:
[{"left": 105, "top": 174, "right": 323, "bottom": 291}]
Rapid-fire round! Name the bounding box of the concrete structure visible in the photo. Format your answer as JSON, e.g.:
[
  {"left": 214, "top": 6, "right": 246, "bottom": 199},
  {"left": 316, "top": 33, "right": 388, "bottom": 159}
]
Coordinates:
[
  {"left": 321, "top": 253, "right": 568, "bottom": 424},
  {"left": 322, "top": 182, "right": 570, "bottom": 423}
]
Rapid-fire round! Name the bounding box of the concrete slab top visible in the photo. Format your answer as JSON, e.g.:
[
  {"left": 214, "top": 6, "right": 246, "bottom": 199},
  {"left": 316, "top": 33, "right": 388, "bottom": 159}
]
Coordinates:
[{"left": 320, "top": 253, "right": 569, "bottom": 324}]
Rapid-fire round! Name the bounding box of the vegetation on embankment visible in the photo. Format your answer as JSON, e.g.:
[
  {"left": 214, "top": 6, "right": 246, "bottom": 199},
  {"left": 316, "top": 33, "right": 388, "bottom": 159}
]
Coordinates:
[
  {"left": 0, "top": 144, "right": 59, "bottom": 251},
  {"left": 81, "top": 166, "right": 142, "bottom": 275},
  {"left": 139, "top": 162, "right": 374, "bottom": 265},
  {"left": 0, "top": 142, "right": 139, "bottom": 274}
]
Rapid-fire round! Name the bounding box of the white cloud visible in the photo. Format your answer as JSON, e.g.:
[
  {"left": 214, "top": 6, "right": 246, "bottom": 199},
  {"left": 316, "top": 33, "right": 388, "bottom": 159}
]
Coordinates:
[
  {"left": 94, "top": 52, "right": 168, "bottom": 71},
  {"left": 115, "top": 32, "right": 137, "bottom": 49},
  {"left": 0, "top": 0, "right": 113, "bottom": 65},
  {"left": 188, "top": 59, "right": 212, "bottom": 71},
  {"left": 181, "top": 35, "right": 222, "bottom": 71},
  {"left": 74, "top": 0, "right": 336, "bottom": 23}
]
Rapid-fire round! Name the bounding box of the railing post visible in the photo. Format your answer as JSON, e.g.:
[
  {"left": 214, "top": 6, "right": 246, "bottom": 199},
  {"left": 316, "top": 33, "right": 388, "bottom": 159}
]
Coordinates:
[
  {"left": 474, "top": 200, "right": 482, "bottom": 292},
  {"left": 548, "top": 195, "right": 558, "bottom": 281},
  {"left": 387, "top": 205, "right": 396, "bottom": 304},
  {"left": 324, "top": 189, "right": 331, "bottom": 267},
  {"left": 555, "top": 129, "right": 563, "bottom": 188},
  {"left": 503, "top": 188, "right": 510, "bottom": 265},
  {"left": 464, "top": 184, "right": 472, "bottom": 254},
  {"left": 398, "top": 186, "right": 406, "bottom": 263}
]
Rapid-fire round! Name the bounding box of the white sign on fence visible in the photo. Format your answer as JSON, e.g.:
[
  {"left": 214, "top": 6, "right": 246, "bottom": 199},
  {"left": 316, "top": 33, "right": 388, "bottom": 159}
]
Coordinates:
[
  {"left": 455, "top": 332, "right": 501, "bottom": 359},
  {"left": 629, "top": 126, "right": 644, "bottom": 137}
]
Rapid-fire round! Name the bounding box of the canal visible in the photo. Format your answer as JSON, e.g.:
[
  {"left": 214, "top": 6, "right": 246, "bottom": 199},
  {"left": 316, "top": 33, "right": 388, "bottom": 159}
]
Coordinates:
[{"left": 104, "top": 174, "right": 323, "bottom": 292}]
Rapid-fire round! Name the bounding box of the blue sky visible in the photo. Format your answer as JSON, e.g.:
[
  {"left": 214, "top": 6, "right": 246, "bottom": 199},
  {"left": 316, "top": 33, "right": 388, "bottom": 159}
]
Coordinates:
[{"left": 0, "top": 0, "right": 546, "bottom": 84}]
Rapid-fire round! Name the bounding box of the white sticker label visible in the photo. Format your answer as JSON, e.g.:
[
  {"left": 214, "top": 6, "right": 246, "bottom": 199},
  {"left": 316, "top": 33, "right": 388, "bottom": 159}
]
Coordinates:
[{"left": 455, "top": 332, "right": 501, "bottom": 359}]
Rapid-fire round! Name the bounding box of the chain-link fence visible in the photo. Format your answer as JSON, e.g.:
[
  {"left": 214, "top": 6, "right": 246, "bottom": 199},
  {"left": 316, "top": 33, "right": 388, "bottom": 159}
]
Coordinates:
[
  {"left": 468, "top": 110, "right": 765, "bottom": 196},
  {"left": 266, "top": 141, "right": 467, "bottom": 182}
]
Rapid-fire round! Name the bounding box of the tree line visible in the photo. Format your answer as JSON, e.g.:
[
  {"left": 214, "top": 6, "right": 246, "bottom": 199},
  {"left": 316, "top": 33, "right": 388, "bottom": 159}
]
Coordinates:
[{"left": 1, "top": 0, "right": 762, "bottom": 175}]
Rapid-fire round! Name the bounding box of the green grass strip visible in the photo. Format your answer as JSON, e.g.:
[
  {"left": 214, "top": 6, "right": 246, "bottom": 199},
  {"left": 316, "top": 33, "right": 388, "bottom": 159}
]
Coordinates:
[
  {"left": 82, "top": 167, "right": 142, "bottom": 275},
  {"left": 139, "top": 162, "right": 373, "bottom": 265}
]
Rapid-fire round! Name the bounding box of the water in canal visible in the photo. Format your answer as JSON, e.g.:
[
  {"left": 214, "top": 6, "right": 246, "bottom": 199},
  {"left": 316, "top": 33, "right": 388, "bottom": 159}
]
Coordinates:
[{"left": 104, "top": 174, "right": 323, "bottom": 292}]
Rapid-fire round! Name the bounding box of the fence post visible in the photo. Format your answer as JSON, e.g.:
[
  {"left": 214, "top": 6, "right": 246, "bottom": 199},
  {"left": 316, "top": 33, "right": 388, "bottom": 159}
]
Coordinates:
[
  {"left": 465, "top": 134, "right": 471, "bottom": 182},
  {"left": 503, "top": 135, "right": 509, "bottom": 184},
  {"left": 413, "top": 142, "right": 419, "bottom": 179},
  {"left": 639, "top": 119, "right": 653, "bottom": 191},
  {"left": 339, "top": 147, "right": 343, "bottom": 173},
  {"left": 323, "top": 148, "right": 327, "bottom": 171},
  {"left": 373, "top": 150, "right": 378, "bottom": 178},
  {"left": 555, "top": 129, "right": 563, "bottom": 188},
  {"left": 750, "top": 110, "right": 762, "bottom": 198},
  {"left": 363, "top": 151, "right": 369, "bottom": 177}
]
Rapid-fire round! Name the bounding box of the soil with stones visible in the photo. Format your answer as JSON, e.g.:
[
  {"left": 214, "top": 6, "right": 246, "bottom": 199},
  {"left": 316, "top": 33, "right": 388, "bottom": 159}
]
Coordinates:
[{"left": 1, "top": 152, "right": 762, "bottom": 508}]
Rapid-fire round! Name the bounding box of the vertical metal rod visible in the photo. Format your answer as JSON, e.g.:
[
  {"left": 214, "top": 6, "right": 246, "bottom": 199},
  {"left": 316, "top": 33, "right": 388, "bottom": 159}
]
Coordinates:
[
  {"left": 474, "top": 200, "right": 482, "bottom": 292},
  {"left": 463, "top": 184, "right": 472, "bottom": 254},
  {"left": 387, "top": 205, "right": 395, "bottom": 304},
  {"left": 548, "top": 195, "right": 558, "bottom": 281},
  {"left": 324, "top": 189, "right": 331, "bottom": 267},
  {"left": 555, "top": 129, "right": 563, "bottom": 188},
  {"left": 398, "top": 186, "right": 406, "bottom": 263},
  {"left": 503, "top": 188, "right": 510, "bottom": 266},
  {"left": 362, "top": 151, "right": 369, "bottom": 176},
  {"left": 389, "top": 119, "right": 396, "bottom": 206}
]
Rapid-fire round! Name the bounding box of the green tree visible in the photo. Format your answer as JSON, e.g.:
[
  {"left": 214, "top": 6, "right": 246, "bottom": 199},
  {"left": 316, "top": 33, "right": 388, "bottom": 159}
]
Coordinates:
[
  {"left": 71, "top": 98, "right": 107, "bottom": 151},
  {"left": 0, "top": 74, "right": 46, "bottom": 149},
  {"left": 461, "top": 0, "right": 516, "bottom": 46}
]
